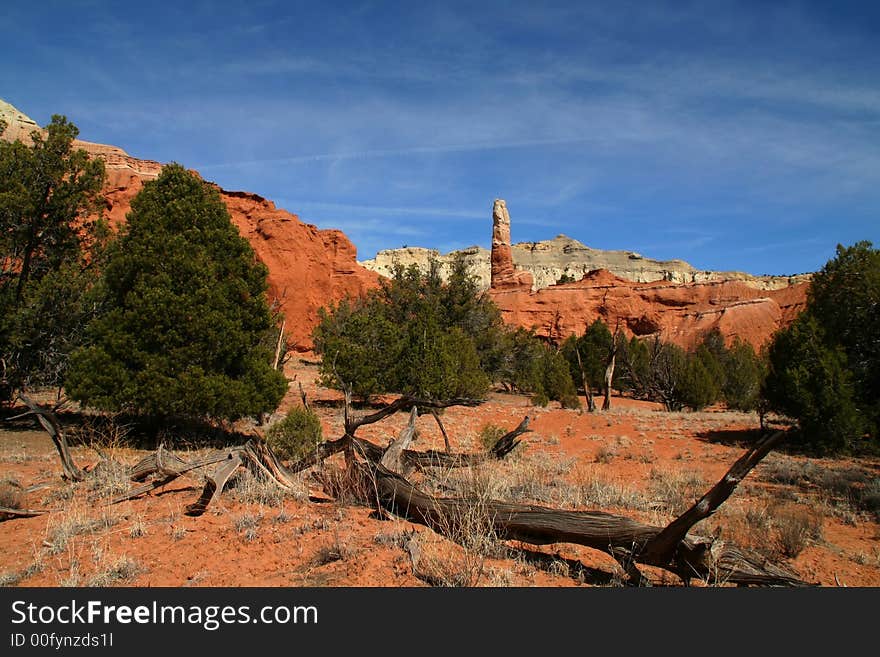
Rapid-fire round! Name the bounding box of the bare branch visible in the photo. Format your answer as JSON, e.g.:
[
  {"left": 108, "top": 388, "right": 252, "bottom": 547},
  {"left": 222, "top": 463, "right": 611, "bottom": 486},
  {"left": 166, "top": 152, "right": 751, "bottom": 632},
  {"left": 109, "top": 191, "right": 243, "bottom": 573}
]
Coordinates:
[{"left": 18, "top": 393, "right": 84, "bottom": 481}]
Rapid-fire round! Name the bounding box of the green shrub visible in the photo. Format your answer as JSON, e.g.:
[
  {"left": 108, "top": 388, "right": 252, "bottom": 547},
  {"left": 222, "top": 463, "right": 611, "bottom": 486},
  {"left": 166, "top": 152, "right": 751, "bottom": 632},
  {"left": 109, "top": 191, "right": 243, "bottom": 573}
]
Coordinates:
[
  {"left": 765, "top": 313, "right": 865, "bottom": 452},
  {"left": 722, "top": 338, "right": 765, "bottom": 411},
  {"left": 477, "top": 424, "right": 507, "bottom": 451},
  {"left": 679, "top": 350, "right": 720, "bottom": 411},
  {"left": 266, "top": 406, "right": 324, "bottom": 461},
  {"left": 531, "top": 391, "right": 550, "bottom": 407},
  {"left": 560, "top": 393, "right": 582, "bottom": 410},
  {"left": 764, "top": 242, "right": 879, "bottom": 451}
]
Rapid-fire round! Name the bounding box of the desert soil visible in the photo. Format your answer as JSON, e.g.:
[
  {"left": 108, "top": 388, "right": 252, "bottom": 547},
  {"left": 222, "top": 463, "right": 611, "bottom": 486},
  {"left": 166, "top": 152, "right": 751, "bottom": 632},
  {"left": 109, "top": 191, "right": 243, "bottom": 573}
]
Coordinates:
[{"left": 1, "top": 354, "right": 878, "bottom": 588}]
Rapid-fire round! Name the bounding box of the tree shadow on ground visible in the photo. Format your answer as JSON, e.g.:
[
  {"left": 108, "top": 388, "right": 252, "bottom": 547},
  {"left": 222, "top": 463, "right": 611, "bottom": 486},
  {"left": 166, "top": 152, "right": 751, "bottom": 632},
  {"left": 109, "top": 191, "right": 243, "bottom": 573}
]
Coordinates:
[
  {"left": 502, "top": 546, "right": 670, "bottom": 587},
  {"left": 695, "top": 427, "right": 767, "bottom": 449},
  {"left": 2, "top": 401, "right": 252, "bottom": 451}
]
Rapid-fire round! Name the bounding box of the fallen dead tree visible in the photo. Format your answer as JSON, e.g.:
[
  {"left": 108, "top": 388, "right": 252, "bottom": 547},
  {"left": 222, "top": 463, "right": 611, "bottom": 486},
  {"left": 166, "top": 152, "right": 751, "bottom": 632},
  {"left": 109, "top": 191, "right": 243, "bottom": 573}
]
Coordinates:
[
  {"left": 11, "top": 391, "right": 810, "bottom": 586},
  {"left": 364, "top": 430, "right": 806, "bottom": 586}
]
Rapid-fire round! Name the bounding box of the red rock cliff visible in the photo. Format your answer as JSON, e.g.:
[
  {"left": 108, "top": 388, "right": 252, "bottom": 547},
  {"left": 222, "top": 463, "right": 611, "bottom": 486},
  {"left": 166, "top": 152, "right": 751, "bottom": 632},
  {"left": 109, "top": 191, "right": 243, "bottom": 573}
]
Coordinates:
[{"left": 96, "top": 161, "right": 379, "bottom": 350}]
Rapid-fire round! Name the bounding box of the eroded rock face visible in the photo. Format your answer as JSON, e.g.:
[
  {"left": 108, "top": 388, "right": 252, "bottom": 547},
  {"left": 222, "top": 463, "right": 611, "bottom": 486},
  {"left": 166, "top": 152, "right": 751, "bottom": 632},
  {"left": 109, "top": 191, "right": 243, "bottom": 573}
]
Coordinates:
[
  {"left": 1, "top": 99, "right": 380, "bottom": 351},
  {"left": 219, "top": 190, "right": 379, "bottom": 349},
  {"left": 0, "top": 99, "right": 40, "bottom": 142},
  {"left": 488, "top": 268, "right": 808, "bottom": 350},
  {"left": 490, "top": 199, "right": 534, "bottom": 290}
]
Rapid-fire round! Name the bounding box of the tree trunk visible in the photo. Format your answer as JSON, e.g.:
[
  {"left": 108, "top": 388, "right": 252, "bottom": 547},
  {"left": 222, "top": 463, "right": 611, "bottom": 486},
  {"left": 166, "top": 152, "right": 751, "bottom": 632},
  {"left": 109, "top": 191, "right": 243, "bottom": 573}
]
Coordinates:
[
  {"left": 18, "top": 394, "right": 84, "bottom": 482},
  {"left": 366, "top": 429, "right": 806, "bottom": 586},
  {"left": 272, "top": 320, "right": 286, "bottom": 371},
  {"left": 575, "top": 347, "right": 596, "bottom": 412},
  {"left": 430, "top": 408, "right": 451, "bottom": 453},
  {"left": 602, "top": 352, "right": 615, "bottom": 411}
]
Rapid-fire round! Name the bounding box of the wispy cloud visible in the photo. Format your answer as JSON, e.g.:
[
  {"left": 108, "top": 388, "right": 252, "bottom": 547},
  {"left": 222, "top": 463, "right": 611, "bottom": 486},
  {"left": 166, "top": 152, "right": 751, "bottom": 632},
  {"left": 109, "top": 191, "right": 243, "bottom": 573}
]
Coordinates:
[
  {"left": 193, "top": 135, "right": 597, "bottom": 171},
  {"left": 285, "top": 200, "right": 485, "bottom": 219}
]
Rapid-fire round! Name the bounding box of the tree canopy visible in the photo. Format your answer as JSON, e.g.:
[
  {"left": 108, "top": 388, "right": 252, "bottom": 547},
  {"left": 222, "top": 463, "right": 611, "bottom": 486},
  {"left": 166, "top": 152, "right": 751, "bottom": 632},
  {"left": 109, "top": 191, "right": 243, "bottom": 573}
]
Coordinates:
[
  {"left": 765, "top": 241, "right": 878, "bottom": 451},
  {"left": 313, "top": 256, "right": 578, "bottom": 405},
  {"left": 313, "top": 258, "right": 493, "bottom": 400},
  {"left": 65, "top": 163, "right": 287, "bottom": 422},
  {"left": 0, "top": 115, "right": 106, "bottom": 398}
]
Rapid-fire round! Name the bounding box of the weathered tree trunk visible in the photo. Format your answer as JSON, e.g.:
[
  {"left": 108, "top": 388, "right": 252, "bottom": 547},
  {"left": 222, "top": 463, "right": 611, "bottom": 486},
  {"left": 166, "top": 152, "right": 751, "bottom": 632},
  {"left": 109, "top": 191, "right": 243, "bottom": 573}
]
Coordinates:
[
  {"left": 430, "top": 408, "right": 451, "bottom": 453},
  {"left": 602, "top": 352, "right": 615, "bottom": 411},
  {"left": 273, "top": 321, "right": 286, "bottom": 371},
  {"left": 19, "top": 394, "right": 84, "bottom": 482},
  {"left": 366, "top": 431, "right": 807, "bottom": 586},
  {"left": 602, "top": 326, "right": 620, "bottom": 411},
  {"left": 380, "top": 407, "right": 419, "bottom": 473},
  {"left": 575, "top": 347, "right": 596, "bottom": 412}
]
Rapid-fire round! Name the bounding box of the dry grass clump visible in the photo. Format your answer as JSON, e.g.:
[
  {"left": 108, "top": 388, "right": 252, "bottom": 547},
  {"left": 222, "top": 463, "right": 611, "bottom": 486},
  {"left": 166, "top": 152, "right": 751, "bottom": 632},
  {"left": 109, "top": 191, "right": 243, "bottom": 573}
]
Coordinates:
[
  {"left": 594, "top": 444, "right": 617, "bottom": 464},
  {"left": 424, "top": 450, "right": 651, "bottom": 514},
  {"left": 0, "top": 556, "right": 45, "bottom": 587},
  {"left": 44, "top": 507, "right": 119, "bottom": 555},
  {"left": 233, "top": 511, "right": 263, "bottom": 542},
  {"left": 87, "top": 555, "right": 143, "bottom": 586},
  {"left": 128, "top": 514, "right": 148, "bottom": 538},
  {"left": 761, "top": 455, "right": 879, "bottom": 521},
  {"left": 71, "top": 414, "right": 132, "bottom": 451},
  {"left": 228, "top": 468, "right": 307, "bottom": 507},
  {"left": 0, "top": 477, "right": 24, "bottom": 518},
  {"left": 699, "top": 498, "right": 823, "bottom": 560},
  {"left": 411, "top": 479, "right": 502, "bottom": 587},
  {"left": 574, "top": 469, "right": 652, "bottom": 512},
  {"left": 86, "top": 459, "right": 131, "bottom": 501},
  {"left": 773, "top": 504, "right": 823, "bottom": 558},
  {"left": 312, "top": 533, "right": 353, "bottom": 566},
  {"left": 477, "top": 424, "right": 507, "bottom": 452},
  {"left": 647, "top": 469, "right": 707, "bottom": 517}
]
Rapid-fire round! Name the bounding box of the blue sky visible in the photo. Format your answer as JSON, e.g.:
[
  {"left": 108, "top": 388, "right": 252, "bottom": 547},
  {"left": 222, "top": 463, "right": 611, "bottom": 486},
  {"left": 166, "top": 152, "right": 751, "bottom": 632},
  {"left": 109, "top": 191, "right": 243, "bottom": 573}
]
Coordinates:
[{"left": 3, "top": 1, "right": 878, "bottom": 275}]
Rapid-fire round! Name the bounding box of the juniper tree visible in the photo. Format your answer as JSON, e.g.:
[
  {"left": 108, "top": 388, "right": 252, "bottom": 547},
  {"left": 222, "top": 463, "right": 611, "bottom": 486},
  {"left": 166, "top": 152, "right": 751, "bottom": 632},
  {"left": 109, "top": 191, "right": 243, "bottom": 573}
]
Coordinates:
[
  {"left": 66, "top": 164, "right": 287, "bottom": 423},
  {"left": 0, "top": 115, "right": 106, "bottom": 399}
]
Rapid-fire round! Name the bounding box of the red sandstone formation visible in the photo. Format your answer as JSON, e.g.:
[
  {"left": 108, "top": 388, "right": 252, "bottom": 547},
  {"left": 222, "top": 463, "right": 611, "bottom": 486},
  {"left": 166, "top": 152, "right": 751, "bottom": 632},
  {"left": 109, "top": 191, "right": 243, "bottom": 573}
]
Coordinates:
[
  {"left": 0, "top": 101, "right": 380, "bottom": 351},
  {"left": 490, "top": 199, "right": 534, "bottom": 290},
  {"left": 218, "top": 190, "right": 379, "bottom": 348},
  {"left": 96, "top": 163, "right": 380, "bottom": 349},
  {"left": 488, "top": 219, "right": 808, "bottom": 350}
]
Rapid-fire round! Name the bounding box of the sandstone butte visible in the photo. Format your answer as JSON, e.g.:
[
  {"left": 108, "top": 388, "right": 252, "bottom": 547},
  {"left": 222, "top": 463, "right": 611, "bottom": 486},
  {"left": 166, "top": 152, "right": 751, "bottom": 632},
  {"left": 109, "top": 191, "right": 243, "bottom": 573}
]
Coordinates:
[{"left": 2, "top": 99, "right": 808, "bottom": 352}]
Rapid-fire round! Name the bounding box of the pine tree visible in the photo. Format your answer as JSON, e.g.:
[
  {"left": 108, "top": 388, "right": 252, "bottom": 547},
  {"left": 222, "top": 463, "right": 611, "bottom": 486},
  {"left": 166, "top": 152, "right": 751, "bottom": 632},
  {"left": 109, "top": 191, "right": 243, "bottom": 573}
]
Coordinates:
[
  {"left": 66, "top": 164, "right": 287, "bottom": 422},
  {"left": 0, "top": 115, "right": 105, "bottom": 398}
]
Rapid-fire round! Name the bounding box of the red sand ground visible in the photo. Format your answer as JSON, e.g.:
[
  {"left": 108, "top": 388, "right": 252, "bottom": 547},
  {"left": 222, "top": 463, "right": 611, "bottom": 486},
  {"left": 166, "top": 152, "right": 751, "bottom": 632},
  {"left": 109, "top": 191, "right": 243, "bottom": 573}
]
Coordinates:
[{"left": 1, "top": 355, "right": 878, "bottom": 588}]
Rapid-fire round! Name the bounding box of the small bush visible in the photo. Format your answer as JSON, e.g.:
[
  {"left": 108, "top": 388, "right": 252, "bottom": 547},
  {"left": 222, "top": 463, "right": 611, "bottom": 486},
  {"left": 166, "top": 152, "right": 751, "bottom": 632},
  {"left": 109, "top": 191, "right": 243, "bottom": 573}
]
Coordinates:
[
  {"left": 531, "top": 391, "right": 550, "bottom": 407},
  {"left": 478, "top": 424, "right": 507, "bottom": 452},
  {"left": 594, "top": 445, "right": 617, "bottom": 464},
  {"left": 265, "top": 406, "right": 323, "bottom": 461},
  {"left": 774, "top": 506, "right": 823, "bottom": 558},
  {"left": 0, "top": 480, "right": 23, "bottom": 518},
  {"left": 88, "top": 555, "right": 143, "bottom": 586},
  {"left": 233, "top": 512, "right": 262, "bottom": 542},
  {"left": 312, "top": 533, "right": 351, "bottom": 566},
  {"left": 560, "top": 393, "right": 581, "bottom": 410},
  {"left": 860, "top": 479, "right": 880, "bottom": 520}
]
